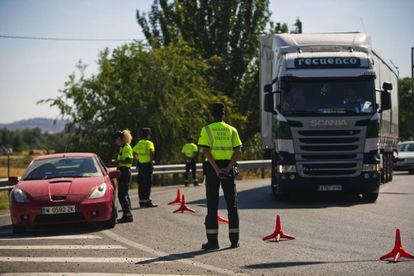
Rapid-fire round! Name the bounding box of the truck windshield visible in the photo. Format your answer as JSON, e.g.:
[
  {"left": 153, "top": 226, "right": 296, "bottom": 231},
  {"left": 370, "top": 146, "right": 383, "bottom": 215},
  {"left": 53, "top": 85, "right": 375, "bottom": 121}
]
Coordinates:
[{"left": 280, "top": 78, "right": 376, "bottom": 116}]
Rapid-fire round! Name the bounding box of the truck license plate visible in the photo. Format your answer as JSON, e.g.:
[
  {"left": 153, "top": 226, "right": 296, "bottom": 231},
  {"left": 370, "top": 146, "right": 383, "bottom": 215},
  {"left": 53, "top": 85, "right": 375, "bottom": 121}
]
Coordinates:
[
  {"left": 318, "top": 185, "right": 342, "bottom": 192},
  {"left": 41, "top": 205, "right": 76, "bottom": 215}
]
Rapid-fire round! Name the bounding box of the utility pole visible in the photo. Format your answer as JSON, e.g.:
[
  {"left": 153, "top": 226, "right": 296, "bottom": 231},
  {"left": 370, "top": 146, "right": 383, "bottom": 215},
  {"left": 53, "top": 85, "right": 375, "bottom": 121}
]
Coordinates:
[{"left": 412, "top": 47, "right": 414, "bottom": 78}]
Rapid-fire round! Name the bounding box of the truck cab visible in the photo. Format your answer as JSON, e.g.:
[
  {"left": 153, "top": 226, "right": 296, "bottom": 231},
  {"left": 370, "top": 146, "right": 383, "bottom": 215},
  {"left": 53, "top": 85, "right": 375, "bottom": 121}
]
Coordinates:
[{"left": 260, "top": 33, "right": 399, "bottom": 202}]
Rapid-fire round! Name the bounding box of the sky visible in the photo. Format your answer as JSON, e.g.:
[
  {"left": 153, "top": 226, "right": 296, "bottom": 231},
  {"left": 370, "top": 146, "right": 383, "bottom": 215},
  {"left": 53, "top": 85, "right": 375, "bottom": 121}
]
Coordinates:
[{"left": 0, "top": 0, "right": 413, "bottom": 123}]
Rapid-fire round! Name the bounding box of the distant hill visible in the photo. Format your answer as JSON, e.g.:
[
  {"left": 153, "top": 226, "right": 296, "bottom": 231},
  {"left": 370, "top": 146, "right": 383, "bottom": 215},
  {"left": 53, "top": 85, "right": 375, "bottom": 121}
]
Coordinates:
[{"left": 0, "top": 118, "right": 69, "bottom": 133}]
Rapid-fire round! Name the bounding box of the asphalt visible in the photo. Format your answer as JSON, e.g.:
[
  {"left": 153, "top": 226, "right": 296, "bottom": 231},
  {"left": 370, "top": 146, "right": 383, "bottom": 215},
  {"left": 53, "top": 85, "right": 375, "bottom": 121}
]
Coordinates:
[{"left": 0, "top": 172, "right": 413, "bottom": 275}]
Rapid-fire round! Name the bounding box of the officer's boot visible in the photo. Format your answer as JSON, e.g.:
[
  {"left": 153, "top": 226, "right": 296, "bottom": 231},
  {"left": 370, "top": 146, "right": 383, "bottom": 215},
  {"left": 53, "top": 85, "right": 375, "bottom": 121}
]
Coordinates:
[
  {"left": 229, "top": 232, "right": 239, "bottom": 248},
  {"left": 202, "top": 234, "right": 219, "bottom": 250}
]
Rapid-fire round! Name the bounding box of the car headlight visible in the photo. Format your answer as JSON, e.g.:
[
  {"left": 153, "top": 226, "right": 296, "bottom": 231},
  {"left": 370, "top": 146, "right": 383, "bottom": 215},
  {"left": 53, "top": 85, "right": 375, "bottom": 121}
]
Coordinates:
[
  {"left": 13, "top": 188, "right": 30, "bottom": 203},
  {"left": 276, "top": 165, "right": 297, "bottom": 173},
  {"left": 89, "top": 183, "right": 107, "bottom": 199},
  {"left": 362, "top": 163, "right": 381, "bottom": 172}
]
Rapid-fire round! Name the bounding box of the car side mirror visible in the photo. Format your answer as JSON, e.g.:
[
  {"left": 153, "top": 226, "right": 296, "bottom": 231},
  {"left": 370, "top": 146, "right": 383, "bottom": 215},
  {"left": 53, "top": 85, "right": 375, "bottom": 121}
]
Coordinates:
[
  {"left": 382, "top": 81, "right": 392, "bottom": 91},
  {"left": 8, "top": 176, "right": 19, "bottom": 185},
  {"left": 108, "top": 170, "right": 121, "bottom": 179},
  {"left": 380, "top": 90, "right": 391, "bottom": 111}
]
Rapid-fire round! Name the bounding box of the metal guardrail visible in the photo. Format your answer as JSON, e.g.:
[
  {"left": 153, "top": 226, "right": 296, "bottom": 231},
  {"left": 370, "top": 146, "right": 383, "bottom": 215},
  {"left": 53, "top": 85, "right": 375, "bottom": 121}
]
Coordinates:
[{"left": 0, "top": 160, "right": 271, "bottom": 191}]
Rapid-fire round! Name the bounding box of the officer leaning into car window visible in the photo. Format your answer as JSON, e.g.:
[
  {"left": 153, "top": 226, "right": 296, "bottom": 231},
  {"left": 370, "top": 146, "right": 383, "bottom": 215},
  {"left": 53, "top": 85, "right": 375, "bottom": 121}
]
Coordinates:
[
  {"left": 198, "top": 102, "right": 242, "bottom": 250},
  {"left": 113, "top": 129, "right": 134, "bottom": 223},
  {"left": 133, "top": 128, "right": 158, "bottom": 208},
  {"left": 181, "top": 138, "right": 199, "bottom": 187}
]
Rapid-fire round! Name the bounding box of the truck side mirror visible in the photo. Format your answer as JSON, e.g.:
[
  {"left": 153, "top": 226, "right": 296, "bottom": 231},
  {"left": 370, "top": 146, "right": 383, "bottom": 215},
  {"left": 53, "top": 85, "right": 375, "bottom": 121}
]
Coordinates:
[
  {"left": 264, "top": 84, "right": 273, "bottom": 93},
  {"left": 382, "top": 81, "right": 392, "bottom": 91},
  {"left": 380, "top": 90, "right": 391, "bottom": 111},
  {"left": 264, "top": 93, "right": 274, "bottom": 113}
]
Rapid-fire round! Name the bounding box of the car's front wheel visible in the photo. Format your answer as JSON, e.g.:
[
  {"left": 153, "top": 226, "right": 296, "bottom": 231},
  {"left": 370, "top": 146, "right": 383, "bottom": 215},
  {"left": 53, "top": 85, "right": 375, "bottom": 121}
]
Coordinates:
[
  {"left": 12, "top": 225, "right": 26, "bottom": 235},
  {"left": 102, "top": 203, "right": 117, "bottom": 229}
]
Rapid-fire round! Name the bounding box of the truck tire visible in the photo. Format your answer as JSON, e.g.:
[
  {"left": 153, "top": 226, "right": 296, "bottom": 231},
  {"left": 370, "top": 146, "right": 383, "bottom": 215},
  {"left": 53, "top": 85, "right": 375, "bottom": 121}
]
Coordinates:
[
  {"left": 388, "top": 153, "right": 394, "bottom": 182},
  {"left": 271, "top": 174, "right": 289, "bottom": 201},
  {"left": 12, "top": 225, "right": 26, "bottom": 235},
  {"left": 363, "top": 192, "right": 379, "bottom": 203},
  {"left": 409, "top": 169, "right": 414, "bottom": 175}
]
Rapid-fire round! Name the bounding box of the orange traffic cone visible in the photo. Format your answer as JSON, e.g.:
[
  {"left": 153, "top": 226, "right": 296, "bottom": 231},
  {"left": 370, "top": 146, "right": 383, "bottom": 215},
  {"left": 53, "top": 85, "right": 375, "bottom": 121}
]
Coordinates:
[
  {"left": 380, "top": 229, "right": 414, "bottom": 262},
  {"left": 168, "top": 189, "right": 182, "bottom": 205},
  {"left": 263, "top": 214, "right": 295, "bottom": 242},
  {"left": 218, "top": 214, "right": 229, "bottom": 223},
  {"left": 173, "top": 195, "right": 195, "bottom": 213}
]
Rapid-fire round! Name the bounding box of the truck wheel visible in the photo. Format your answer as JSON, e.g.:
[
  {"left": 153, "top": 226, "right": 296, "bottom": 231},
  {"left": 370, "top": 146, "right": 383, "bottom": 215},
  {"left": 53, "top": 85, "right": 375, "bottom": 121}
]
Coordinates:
[
  {"left": 12, "top": 225, "right": 26, "bottom": 235},
  {"left": 409, "top": 169, "right": 414, "bottom": 175},
  {"left": 388, "top": 156, "right": 394, "bottom": 181},
  {"left": 362, "top": 192, "right": 379, "bottom": 203},
  {"left": 272, "top": 174, "right": 289, "bottom": 201}
]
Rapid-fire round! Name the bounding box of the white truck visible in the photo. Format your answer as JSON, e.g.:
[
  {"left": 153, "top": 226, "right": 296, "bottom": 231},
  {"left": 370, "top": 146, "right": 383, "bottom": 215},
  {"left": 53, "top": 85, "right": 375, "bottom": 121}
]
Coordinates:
[{"left": 260, "top": 32, "right": 399, "bottom": 202}]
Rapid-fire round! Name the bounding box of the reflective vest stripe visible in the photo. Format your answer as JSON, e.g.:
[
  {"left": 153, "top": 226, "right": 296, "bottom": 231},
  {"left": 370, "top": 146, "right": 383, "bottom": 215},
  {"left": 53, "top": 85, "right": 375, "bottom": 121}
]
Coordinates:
[
  {"left": 229, "top": 228, "right": 239, "bottom": 233},
  {"left": 204, "top": 125, "right": 214, "bottom": 146}
]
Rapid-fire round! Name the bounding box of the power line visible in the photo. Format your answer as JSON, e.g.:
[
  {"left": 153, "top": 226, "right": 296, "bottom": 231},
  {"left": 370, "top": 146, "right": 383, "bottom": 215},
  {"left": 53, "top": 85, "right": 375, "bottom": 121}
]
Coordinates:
[{"left": 0, "top": 34, "right": 136, "bottom": 42}]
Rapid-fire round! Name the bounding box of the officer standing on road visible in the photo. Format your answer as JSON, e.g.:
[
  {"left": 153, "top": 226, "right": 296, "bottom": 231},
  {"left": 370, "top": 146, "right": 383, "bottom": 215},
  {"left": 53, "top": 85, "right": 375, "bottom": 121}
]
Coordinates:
[
  {"left": 198, "top": 103, "right": 242, "bottom": 250},
  {"left": 181, "top": 138, "right": 199, "bottom": 187},
  {"left": 114, "top": 129, "right": 134, "bottom": 223},
  {"left": 133, "top": 128, "right": 158, "bottom": 208}
]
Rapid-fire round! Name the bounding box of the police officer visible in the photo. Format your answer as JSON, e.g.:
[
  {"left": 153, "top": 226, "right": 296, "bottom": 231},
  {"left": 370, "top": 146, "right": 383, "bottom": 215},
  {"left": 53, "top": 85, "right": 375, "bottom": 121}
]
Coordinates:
[
  {"left": 181, "top": 138, "right": 199, "bottom": 186},
  {"left": 114, "top": 130, "right": 134, "bottom": 223},
  {"left": 198, "top": 103, "right": 242, "bottom": 250},
  {"left": 133, "top": 128, "right": 158, "bottom": 208}
]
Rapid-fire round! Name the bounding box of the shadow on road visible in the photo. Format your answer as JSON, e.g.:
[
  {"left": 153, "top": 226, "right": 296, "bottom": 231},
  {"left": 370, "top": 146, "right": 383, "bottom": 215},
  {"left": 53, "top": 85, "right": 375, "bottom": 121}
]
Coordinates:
[
  {"left": 134, "top": 247, "right": 232, "bottom": 265},
  {"left": 243, "top": 259, "right": 383, "bottom": 269},
  {"left": 188, "top": 185, "right": 371, "bottom": 210},
  {"left": 0, "top": 222, "right": 104, "bottom": 238}
]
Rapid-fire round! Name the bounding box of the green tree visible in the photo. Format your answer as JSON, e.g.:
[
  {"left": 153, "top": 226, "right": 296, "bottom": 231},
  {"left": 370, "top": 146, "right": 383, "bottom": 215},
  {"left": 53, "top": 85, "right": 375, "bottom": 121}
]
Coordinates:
[
  {"left": 137, "top": 0, "right": 271, "bottom": 97},
  {"left": 137, "top": 1, "right": 302, "bottom": 157},
  {"left": 42, "top": 42, "right": 245, "bottom": 163},
  {"left": 398, "top": 77, "right": 414, "bottom": 140}
]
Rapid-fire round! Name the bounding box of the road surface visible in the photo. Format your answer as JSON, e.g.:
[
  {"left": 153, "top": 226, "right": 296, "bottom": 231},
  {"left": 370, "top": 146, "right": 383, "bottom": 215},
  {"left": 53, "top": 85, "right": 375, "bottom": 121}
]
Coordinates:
[{"left": 0, "top": 172, "right": 413, "bottom": 275}]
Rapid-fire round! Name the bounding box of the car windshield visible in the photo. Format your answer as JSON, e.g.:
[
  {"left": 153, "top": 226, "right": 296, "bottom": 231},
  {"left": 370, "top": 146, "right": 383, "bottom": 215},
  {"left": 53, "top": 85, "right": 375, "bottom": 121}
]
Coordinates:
[
  {"left": 398, "top": 143, "right": 414, "bottom": 152},
  {"left": 22, "top": 157, "right": 103, "bottom": 180},
  {"left": 280, "top": 78, "right": 376, "bottom": 116}
]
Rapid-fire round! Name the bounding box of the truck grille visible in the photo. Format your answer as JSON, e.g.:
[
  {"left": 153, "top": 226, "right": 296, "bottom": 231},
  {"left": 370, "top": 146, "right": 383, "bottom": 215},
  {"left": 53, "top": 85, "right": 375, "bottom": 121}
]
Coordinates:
[{"left": 291, "top": 124, "right": 366, "bottom": 178}]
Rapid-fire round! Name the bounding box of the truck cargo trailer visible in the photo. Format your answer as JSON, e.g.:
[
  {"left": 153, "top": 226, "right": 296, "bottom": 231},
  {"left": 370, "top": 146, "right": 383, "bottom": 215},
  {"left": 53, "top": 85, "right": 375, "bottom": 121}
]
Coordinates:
[{"left": 260, "top": 32, "right": 398, "bottom": 202}]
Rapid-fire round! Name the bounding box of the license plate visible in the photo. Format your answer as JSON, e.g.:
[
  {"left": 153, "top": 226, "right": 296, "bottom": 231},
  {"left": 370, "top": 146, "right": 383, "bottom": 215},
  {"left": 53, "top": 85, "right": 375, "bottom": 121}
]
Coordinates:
[
  {"left": 318, "top": 185, "right": 342, "bottom": 192},
  {"left": 41, "top": 205, "right": 76, "bottom": 215}
]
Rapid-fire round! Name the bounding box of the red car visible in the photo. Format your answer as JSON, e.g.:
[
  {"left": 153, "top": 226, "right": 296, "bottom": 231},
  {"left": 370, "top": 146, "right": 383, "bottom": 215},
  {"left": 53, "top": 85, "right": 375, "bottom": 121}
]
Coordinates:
[{"left": 8, "top": 153, "right": 120, "bottom": 234}]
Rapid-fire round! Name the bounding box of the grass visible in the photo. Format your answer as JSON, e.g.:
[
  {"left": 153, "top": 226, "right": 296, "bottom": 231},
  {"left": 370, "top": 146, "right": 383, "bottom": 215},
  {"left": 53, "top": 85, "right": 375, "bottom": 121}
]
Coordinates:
[{"left": 0, "top": 191, "right": 9, "bottom": 210}]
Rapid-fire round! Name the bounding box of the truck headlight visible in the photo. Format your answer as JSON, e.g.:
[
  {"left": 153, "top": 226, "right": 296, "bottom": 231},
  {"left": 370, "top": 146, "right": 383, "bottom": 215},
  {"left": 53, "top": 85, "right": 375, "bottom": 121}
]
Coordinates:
[
  {"left": 362, "top": 164, "right": 381, "bottom": 172},
  {"left": 89, "top": 183, "right": 107, "bottom": 199},
  {"left": 13, "top": 188, "right": 30, "bottom": 203},
  {"left": 276, "top": 165, "right": 297, "bottom": 173}
]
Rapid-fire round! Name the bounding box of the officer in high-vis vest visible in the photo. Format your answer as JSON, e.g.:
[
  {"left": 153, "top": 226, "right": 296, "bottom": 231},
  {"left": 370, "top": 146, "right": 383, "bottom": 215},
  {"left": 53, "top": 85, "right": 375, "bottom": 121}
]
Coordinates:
[
  {"left": 133, "top": 128, "right": 158, "bottom": 208},
  {"left": 181, "top": 139, "right": 199, "bottom": 186},
  {"left": 114, "top": 130, "right": 134, "bottom": 223},
  {"left": 198, "top": 103, "right": 242, "bottom": 250}
]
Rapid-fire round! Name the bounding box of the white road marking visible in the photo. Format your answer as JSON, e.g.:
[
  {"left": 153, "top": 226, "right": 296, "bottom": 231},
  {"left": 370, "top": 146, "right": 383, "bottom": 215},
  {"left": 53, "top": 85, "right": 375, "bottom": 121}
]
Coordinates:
[
  {"left": 103, "top": 230, "right": 247, "bottom": 276},
  {"left": 0, "top": 234, "right": 101, "bottom": 240},
  {"left": 0, "top": 245, "right": 126, "bottom": 250},
  {"left": 0, "top": 273, "right": 205, "bottom": 276},
  {"left": 0, "top": 256, "right": 152, "bottom": 263}
]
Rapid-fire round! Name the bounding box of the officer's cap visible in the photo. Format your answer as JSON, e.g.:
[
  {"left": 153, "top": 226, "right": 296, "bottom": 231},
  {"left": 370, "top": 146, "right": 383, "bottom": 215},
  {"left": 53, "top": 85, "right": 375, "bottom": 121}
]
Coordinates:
[
  {"left": 142, "top": 127, "right": 152, "bottom": 136},
  {"left": 113, "top": 130, "right": 123, "bottom": 140},
  {"left": 210, "top": 102, "right": 225, "bottom": 113}
]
